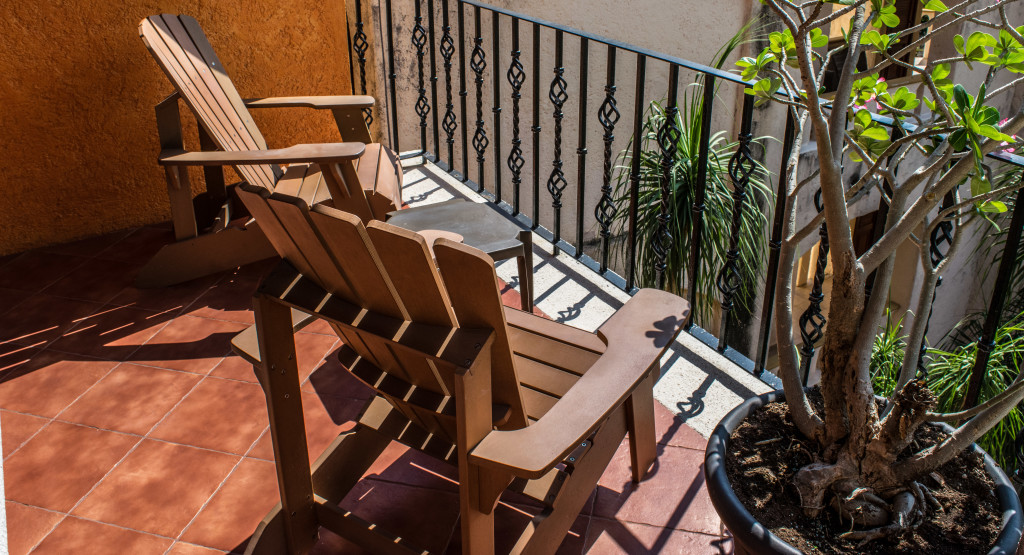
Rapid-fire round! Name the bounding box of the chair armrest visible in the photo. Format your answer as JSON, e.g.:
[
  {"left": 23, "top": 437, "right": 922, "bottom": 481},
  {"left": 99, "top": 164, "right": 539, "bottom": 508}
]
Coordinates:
[
  {"left": 243, "top": 95, "right": 375, "bottom": 109},
  {"left": 468, "top": 289, "right": 689, "bottom": 479},
  {"left": 158, "top": 143, "right": 366, "bottom": 166}
]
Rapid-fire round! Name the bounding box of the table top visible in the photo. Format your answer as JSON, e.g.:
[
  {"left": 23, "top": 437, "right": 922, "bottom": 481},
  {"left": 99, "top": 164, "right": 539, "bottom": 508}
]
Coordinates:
[{"left": 386, "top": 200, "right": 525, "bottom": 258}]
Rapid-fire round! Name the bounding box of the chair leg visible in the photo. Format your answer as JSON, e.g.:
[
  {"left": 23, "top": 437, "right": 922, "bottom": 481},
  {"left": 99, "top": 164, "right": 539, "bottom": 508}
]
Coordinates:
[
  {"left": 252, "top": 295, "right": 318, "bottom": 554},
  {"left": 626, "top": 369, "right": 657, "bottom": 482},
  {"left": 514, "top": 410, "right": 627, "bottom": 555},
  {"left": 459, "top": 480, "right": 497, "bottom": 555},
  {"left": 517, "top": 230, "right": 534, "bottom": 313}
]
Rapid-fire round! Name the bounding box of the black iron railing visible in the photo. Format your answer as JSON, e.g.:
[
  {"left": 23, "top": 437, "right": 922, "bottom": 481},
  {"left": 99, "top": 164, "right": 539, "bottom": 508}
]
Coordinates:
[{"left": 346, "top": 0, "right": 1024, "bottom": 397}]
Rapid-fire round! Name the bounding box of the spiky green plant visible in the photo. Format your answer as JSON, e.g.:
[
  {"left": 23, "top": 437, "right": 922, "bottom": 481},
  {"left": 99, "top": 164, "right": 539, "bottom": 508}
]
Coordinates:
[
  {"left": 608, "top": 19, "right": 773, "bottom": 324},
  {"left": 610, "top": 102, "right": 772, "bottom": 323},
  {"left": 872, "top": 310, "right": 1024, "bottom": 472}
]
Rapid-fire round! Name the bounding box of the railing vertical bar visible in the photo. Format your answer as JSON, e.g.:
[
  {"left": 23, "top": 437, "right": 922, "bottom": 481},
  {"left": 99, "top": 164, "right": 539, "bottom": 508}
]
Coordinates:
[
  {"left": 471, "top": 5, "right": 488, "bottom": 191},
  {"left": 626, "top": 53, "right": 647, "bottom": 290},
  {"left": 507, "top": 17, "right": 525, "bottom": 215},
  {"left": 596, "top": 45, "right": 620, "bottom": 274},
  {"left": 413, "top": 0, "right": 430, "bottom": 152},
  {"left": 799, "top": 190, "right": 830, "bottom": 385},
  {"left": 440, "top": 0, "right": 457, "bottom": 166},
  {"left": 963, "top": 180, "right": 1024, "bottom": 409},
  {"left": 352, "top": 0, "right": 373, "bottom": 127},
  {"left": 428, "top": 0, "right": 441, "bottom": 158},
  {"left": 574, "top": 37, "right": 590, "bottom": 255},
  {"left": 384, "top": 0, "right": 400, "bottom": 153},
  {"left": 686, "top": 74, "right": 715, "bottom": 327},
  {"left": 655, "top": 64, "right": 681, "bottom": 290},
  {"left": 492, "top": 11, "right": 503, "bottom": 202},
  {"left": 546, "top": 29, "right": 568, "bottom": 255},
  {"left": 458, "top": 0, "right": 469, "bottom": 178},
  {"left": 754, "top": 110, "right": 795, "bottom": 375},
  {"left": 716, "top": 94, "right": 755, "bottom": 353},
  {"left": 346, "top": 14, "right": 356, "bottom": 95},
  {"left": 532, "top": 22, "right": 542, "bottom": 228}
]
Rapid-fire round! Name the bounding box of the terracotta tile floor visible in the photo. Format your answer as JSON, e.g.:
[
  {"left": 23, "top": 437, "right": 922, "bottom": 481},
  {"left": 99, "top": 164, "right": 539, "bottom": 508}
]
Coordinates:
[{"left": 0, "top": 225, "right": 730, "bottom": 554}]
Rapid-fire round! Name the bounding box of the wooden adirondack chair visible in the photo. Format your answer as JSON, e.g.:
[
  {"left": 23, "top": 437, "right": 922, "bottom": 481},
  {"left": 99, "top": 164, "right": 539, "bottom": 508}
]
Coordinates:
[
  {"left": 136, "top": 14, "right": 406, "bottom": 287},
  {"left": 229, "top": 184, "right": 690, "bottom": 554}
]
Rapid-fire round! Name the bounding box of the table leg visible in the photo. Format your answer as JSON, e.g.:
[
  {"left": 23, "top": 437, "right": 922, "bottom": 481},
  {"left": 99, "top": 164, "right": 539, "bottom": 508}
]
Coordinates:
[{"left": 517, "top": 230, "right": 534, "bottom": 313}]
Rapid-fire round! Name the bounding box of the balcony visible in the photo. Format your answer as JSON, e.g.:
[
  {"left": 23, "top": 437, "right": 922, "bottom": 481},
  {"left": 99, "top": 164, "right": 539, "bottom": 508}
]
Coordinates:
[
  {"left": 2, "top": 0, "right": 1023, "bottom": 553},
  {"left": 0, "top": 153, "right": 774, "bottom": 552}
]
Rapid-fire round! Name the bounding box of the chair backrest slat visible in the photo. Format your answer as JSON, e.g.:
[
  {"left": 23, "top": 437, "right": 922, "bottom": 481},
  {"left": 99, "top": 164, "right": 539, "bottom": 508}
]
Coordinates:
[
  {"left": 140, "top": 14, "right": 280, "bottom": 191},
  {"left": 433, "top": 240, "right": 528, "bottom": 430},
  {"left": 245, "top": 187, "right": 530, "bottom": 440}
]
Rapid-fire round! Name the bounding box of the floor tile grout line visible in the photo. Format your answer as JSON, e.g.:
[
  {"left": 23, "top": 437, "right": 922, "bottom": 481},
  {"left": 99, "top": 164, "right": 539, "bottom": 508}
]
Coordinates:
[
  {"left": 25, "top": 434, "right": 148, "bottom": 553},
  {"left": 4, "top": 358, "right": 126, "bottom": 461},
  {"left": 30, "top": 372, "right": 226, "bottom": 550},
  {"left": 29, "top": 507, "right": 181, "bottom": 548},
  {"left": 171, "top": 381, "right": 276, "bottom": 551}
]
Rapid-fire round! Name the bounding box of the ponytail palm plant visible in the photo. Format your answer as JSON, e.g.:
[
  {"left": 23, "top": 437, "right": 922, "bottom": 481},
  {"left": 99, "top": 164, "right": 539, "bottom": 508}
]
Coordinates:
[
  {"left": 610, "top": 21, "right": 773, "bottom": 324},
  {"left": 611, "top": 100, "right": 773, "bottom": 324}
]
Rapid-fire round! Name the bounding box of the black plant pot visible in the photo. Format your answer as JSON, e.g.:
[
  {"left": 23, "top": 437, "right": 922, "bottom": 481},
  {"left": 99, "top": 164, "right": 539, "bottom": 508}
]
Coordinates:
[{"left": 704, "top": 389, "right": 1024, "bottom": 555}]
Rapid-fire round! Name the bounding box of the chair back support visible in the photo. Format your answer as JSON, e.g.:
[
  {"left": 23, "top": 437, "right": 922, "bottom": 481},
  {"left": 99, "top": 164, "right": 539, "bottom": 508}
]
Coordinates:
[
  {"left": 236, "top": 184, "right": 529, "bottom": 441},
  {"left": 140, "top": 14, "right": 282, "bottom": 192}
]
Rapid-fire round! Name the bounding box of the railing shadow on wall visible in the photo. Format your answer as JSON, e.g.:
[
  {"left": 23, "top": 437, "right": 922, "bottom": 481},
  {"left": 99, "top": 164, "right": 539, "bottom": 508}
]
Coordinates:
[{"left": 345, "top": 0, "right": 1024, "bottom": 401}]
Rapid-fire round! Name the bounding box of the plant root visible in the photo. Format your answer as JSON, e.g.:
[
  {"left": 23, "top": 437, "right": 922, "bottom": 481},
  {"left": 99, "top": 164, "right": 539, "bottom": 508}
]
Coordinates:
[{"left": 837, "top": 481, "right": 940, "bottom": 548}]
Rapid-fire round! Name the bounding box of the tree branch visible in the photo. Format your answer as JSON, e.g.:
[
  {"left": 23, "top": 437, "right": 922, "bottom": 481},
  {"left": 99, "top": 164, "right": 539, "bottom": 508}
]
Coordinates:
[
  {"left": 928, "top": 373, "right": 1024, "bottom": 423},
  {"left": 897, "top": 378, "right": 1024, "bottom": 482},
  {"left": 857, "top": 108, "right": 1024, "bottom": 274}
]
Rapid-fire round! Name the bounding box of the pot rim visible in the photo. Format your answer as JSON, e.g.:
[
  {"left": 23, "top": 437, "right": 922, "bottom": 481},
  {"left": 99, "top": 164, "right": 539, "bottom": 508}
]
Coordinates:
[{"left": 703, "top": 389, "right": 1024, "bottom": 555}]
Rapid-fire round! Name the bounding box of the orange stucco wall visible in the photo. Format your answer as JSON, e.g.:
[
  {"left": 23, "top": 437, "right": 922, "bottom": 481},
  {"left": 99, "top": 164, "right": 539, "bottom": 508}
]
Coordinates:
[{"left": 0, "top": 2, "right": 352, "bottom": 255}]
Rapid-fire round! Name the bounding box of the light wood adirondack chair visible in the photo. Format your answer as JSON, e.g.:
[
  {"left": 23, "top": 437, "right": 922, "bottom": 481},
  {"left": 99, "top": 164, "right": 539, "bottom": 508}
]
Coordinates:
[
  {"left": 137, "top": 14, "right": 404, "bottom": 287},
  {"left": 229, "top": 185, "right": 690, "bottom": 554}
]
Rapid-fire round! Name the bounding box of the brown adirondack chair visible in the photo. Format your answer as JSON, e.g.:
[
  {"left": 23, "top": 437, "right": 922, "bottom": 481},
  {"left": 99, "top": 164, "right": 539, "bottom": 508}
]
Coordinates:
[
  {"left": 136, "top": 14, "right": 403, "bottom": 287},
  {"left": 229, "top": 184, "right": 690, "bottom": 554}
]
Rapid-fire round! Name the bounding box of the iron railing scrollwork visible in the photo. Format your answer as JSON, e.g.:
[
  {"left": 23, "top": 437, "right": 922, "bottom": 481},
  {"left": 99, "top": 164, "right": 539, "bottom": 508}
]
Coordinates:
[
  {"left": 716, "top": 96, "right": 756, "bottom": 353},
  {"left": 595, "top": 45, "right": 620, "bottom": 273},
  {"left": 799, "top": 190, "right": 830, "bottom": 386},
  {"left": 412, "top": 0, "right": 430, "bottom": 150},
  {"left": 653, "top": 65, "right": 680, "bottom": 290},
  {"left": 506, "top": 18, "right": 525, "bottom": 215},
  {"left": 546, "top": 30, "right": 569, "bottom": 255},
  {"left": 352, "top": 0, "right": 372, "bottom": 126},
  {"left": 470, "top": 6, "right": 488, "bottom": 191},
  {"left": 440, "top": 0, "right": 457, "bottom": 166},
  {"left": 352, "top": 0, "right": 1024, "bottom": 392}
]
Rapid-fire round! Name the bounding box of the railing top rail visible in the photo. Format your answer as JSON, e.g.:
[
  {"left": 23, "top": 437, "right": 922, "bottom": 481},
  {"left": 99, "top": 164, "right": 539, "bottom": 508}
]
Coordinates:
[
  {"left": 459, "top": 0, "right": 752, "bottom": 87},
  {"left": 461, "top": 0, "right": 1023, "bottom": 171}
]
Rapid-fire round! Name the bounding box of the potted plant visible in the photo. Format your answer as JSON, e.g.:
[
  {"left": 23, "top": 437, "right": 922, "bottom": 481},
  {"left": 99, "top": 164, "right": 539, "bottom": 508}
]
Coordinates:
[{"left": 705, "top": 0, "right": 1024, "bottom": 551}]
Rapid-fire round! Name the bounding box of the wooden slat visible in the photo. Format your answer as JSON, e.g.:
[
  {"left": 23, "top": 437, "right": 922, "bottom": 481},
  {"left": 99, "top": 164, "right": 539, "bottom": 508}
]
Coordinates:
[
  {"left": 504, "top": 307, "right": 606, "bottom": 354},
  {"left": 519, "top": 386, "right": 559, "bottom": 421},
  {"left": 141, "top": 15, "right": 277, "bottom": 189},
  {"left": 514, "top": 356, "right": 579, "bottom": 398},
  {"left": 177, "top": 16, "right": 269, "bottom": 151},
  {"left": 365, "top": 221, "right": 456, "bottom": 327},
  {"left": 508, "top": 327, "right": 602, "bottom": 376},
  {"left": 306, "top": 204, "right": 404, "bottom": 318},
  {"left": 160, "top": 15, "right": 277, "bottom": 188},
  {"left": 314, "top": 499, "right": 427, "bottom": 555},
  {"left": 434, "top": 239, "right": 529, "bottom": 431},
  {"left": 272, "top": 164, "right": 310, "bottom": 197},
  {"left": 266, "top": 195, "right": 357, "bottom": 300}
]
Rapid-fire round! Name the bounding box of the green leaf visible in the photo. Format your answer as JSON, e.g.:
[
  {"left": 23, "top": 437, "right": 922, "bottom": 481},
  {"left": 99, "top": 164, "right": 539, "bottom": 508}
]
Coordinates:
[
  {"left": 810, "top": 28, "right": 828, "bottom": 49},
  {"left": 952, "top": 84, "right": 972, "bottom": 113},
  {"left": 923, "top": 0, "right": 947, "bottom": 11},
  {"left": 977, "top": 124, "right": 1016, "bottom": 143},
  {"left": 981, "top": 200, "right": 1008, "bottom": 213},
  {"left": 861, "top": 126, "right": 892, "bottom": 141}
]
